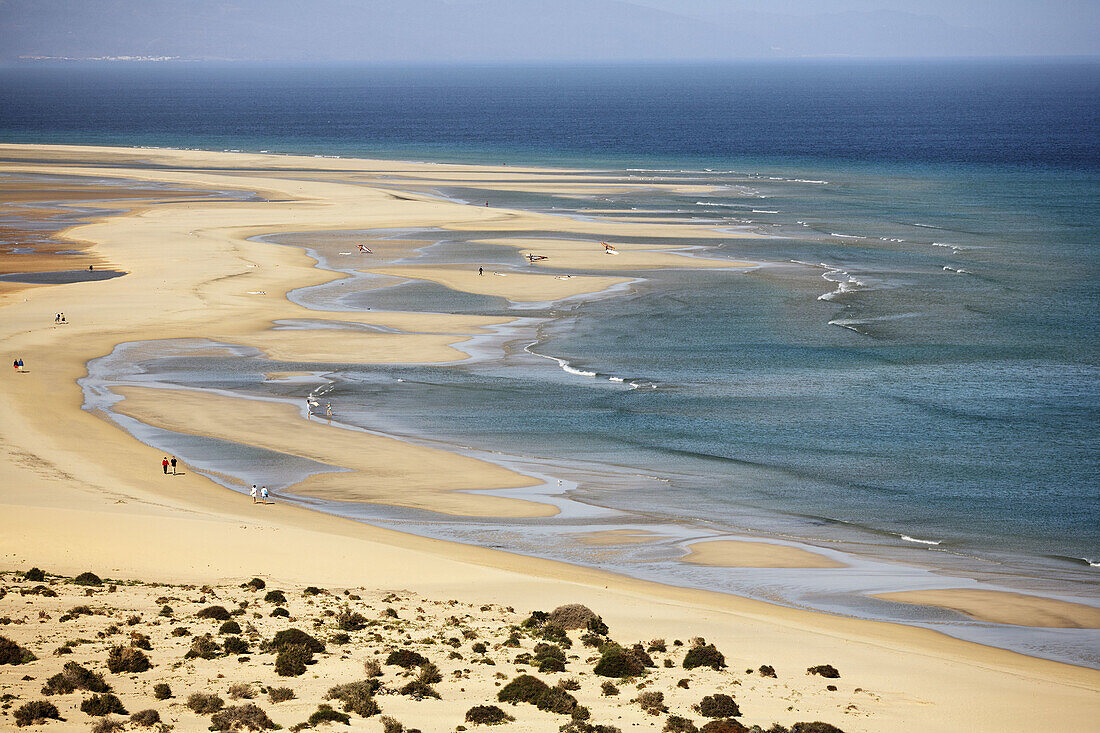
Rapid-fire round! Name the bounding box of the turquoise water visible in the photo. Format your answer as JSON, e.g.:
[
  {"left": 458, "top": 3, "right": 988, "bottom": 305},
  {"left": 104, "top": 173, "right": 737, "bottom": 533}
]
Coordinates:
[{"left": 6, "top": 60, "right": 1096, "bottom": 661}]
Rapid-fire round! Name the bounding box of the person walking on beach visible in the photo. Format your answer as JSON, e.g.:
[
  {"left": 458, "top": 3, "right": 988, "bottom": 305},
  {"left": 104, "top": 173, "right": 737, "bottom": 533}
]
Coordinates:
[
  {"left": 325, "top": 402, "right": 332, "bottom": 417},
  {"left": 250, "top": 485, "right": 258, "bottom": 504},
  {"left": 261, "top": 486, "right": 270, "bottom": 504},
  {"left": 13, "top": 359, "right": 19, "bottom": 373},
  {"left": 170, "top": 456, "right": 178, "bottom": 474},
  {"left": 478, "top": 266, "right": 483, "bottom": 276},
  {"left": 161, "top": 457, "right": 169, "bottom": 475}
]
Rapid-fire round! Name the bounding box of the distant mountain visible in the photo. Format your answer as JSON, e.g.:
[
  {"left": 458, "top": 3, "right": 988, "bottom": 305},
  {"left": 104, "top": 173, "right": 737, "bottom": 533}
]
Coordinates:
[{"left": 0, "top": 0, "right": 1019, "bottom": 62}]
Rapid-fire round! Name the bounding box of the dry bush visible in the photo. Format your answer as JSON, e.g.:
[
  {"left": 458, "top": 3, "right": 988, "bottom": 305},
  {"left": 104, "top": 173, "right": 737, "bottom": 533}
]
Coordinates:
[
  {"left": 547, "top": 604, "right": 599, "bottom": 630},
  {"left": 90, "top": 716, "right": 125, "bottom": 733},
  {"left": 152, "top": 683, "right": 172, "bottom": 700},
  {"left": 699, "top": 721, "right": 749, "bottom": 733},
  {"left": 130, "top": 709, "right": 161, "bottom": 727},
  {"left": 664, "top": 716, "right": 699, "bottom": 733},
  {"left": 14, "top": 700, "right": 62, "bottom": 727},
  {"left": 759, "top": 665, "right": 777, "bottom": 678},
  {"left": 219, "top": 621, "right": 242, "bottom": 635},
  {"left": 633, "top": 691, "right": 666, "bottom": 715},
  {"left": 593, "top": 646, "right": 645, "bottom": 678},
  {"left": 385, "top": 649, "right": 428, "bottom": 668},
  {"left": 227, "top": 683, "right": 255, "bottom": 700},
  {"left": 363, "top": 659, "right": 382, "bottom": 677},
  {"left": 263, "top": 590, "right": 287, "bottom": 605},
  {"left": 186, "top": 692, "right": 225, "bottom": 714},
  {"left": 465, "top": 704, "right": 515, "bottom": 725},
  {"left": 268, "top": 687, "right": 295, "bottom": 703},
  {"left": 80, "top": 693, "right": 127, "bottom": 716},
  {"left": 306, "top": 704, "right": 349, "bottom": 726},
  {"left": 185, "top": 634, "right": 221, "bottom": 659},
  {"left": 790, "top": 723, "right": 847, "bottom": 733},
  {"left": 325, "top": 680, "right": 381, "bottom": 717},
  {"left": 107, "top": 645, "right": 151, "bottom": 673},
  {"left": 42, "top": 661, "right": 110, "bottom": 695},
  {"left": 210, "top": 703, "right": 278, "bottom": 731},
  {"left": 335, "top": 606, "right": 367, "bottom": 631},
  {"left": 24, "top": 567, "right": 46, "bottom": 582}
]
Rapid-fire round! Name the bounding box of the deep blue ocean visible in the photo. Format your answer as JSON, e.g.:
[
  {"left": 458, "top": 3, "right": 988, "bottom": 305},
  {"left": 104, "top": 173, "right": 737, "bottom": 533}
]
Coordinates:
[{"left": 4, "top": 60, "right": 1099, "bottom": 659}]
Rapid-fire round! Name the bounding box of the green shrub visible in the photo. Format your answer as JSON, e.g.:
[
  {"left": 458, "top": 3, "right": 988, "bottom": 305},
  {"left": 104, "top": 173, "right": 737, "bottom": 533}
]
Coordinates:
[
  {"left": 325, "top": 681, "right": 380, "bottom": 717},
  {"left": 695, "top": 694, "right": 740, "bottom": 718},
  {"left": 80, "top": 693, "right": 127, "bottom": 716},
  {"left": 24, "top": 567, "right": 46, "bottom": 582},
  {"left": 683, "top": 644, "right": 726, "bottom": 671},
  {"left": 275, "top": 645, "right": 313, "bottom": 676},
  {"left": 130, "top": 709, "right": 161, "bottom": 727},
  {"left": 220, "top": 620, "right": 242, "bottom": 635},
  {"left": 699, "top": 721, "right": 748, "bottom": 733},
  {"left": 264, "top": 590, "right": 287, "bottom": 605},
  {"left": 498, "top": 674, "right": 550, "bottom": 705},
  {"left": 244, "top": 578, "right": 267, "bottom": 591},
  {"left": 379, "top": 716, "right": 404, "bottom": 733},
  {"left": 268, "top": 687, "right": 295, "bottom": 703},
  {"left": 107, "top": 645, "right": 151, "bottom": 673},
  {"left": 464, "top": 705, "right": 514, "bottom": 725},
  {"left": 129, "top": 632, "right": 152, "bottom": 650},
  {"left": 538, "top": 656, "right": 566, "bottom": 673},
  {"left": 90, "top": 716, "right": 125, "bottom": 733},
  {"left": 806, "top": 665, "right": 840, "bottom": 679},
  {"left": 330, "top": 632, "right": 351, "bottom": 645},
  {"left": 271, "top": 628, "right": 325, "bottom": 653},
  {"left": 586, "top": 616, "right": 609, "bottom": 636},
  {"left": 593, "top": 646, "right": 645, "bottom": 678},
  {"left": 270, "top": 607, "right": 290, "bottom": 618},
  {"left": 0, "top": 635, "right": 36, "bottom": 665},
  {"left": 307, "top": 704, "right": 350, "bottom": 726},
  {"left": 210, "top": 703, "right": 278, "bottom": 731},
  {"left": 196, "top": 606, "right": 233, "bottom": 621},
  {"left": 385, "top": 649, "right": 427, "bottom": 668},
  {"left": 790, "top": 724, "right": 846, "bottom": 733},
  {"left": 14, "top": 700, "right": 62, "bottom": 727},
  {"left": 536, "top": 686, "right": 577, "bottom": 714},
  {"left": 600, "top": 680, "right": 618, "bottom": 696},
  {"left": 74, "top": 572, "right": 103, "bottom": 586},
  {"left": 152, "top": 683, "right": 172, "bottom": 700},
  {"left": 186, "top": 692, "right": 225, "bottom": 714},
  {"left": 224, "top": 636, "right": 250, "bottom": 655},
  {"left": 302, "top": 587, "right": 325, "bottom": 596}
]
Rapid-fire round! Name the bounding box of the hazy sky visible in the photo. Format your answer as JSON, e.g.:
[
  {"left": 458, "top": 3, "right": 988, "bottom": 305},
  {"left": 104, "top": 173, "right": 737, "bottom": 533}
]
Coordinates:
[{"left": 2, "top": 0, "right": 1097, "bottom": 62}]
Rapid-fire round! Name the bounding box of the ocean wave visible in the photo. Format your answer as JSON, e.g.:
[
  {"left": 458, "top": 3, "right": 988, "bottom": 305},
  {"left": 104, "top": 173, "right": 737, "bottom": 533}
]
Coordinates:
[
  {"left": 752, "top": 209, "right": 779, "bottom": 214},
  {"left": 943, "top": 266, "right": 971, "bottom": 274},
  {"left": 830, "top": 232, "right": 865, "bottom": 239},
  {"left": 932, "top": 242, "right": 967, "bottom": 253},
  {"left": 900, "top": 534, "right": 942, "bottom": 545},
  {"left": 694, "top": 201, "right": 744, "bottom": 208}
]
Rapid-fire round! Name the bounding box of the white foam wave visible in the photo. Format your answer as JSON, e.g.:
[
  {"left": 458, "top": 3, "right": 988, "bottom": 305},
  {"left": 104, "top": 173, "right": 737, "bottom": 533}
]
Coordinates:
[
  {"left": 943, "top": 266, "right": 970, "bottom": 274},
  {"left": 752, "top": 209, "right": 779, "bottom": 214},
  {"left": 695, "top": 201, "right": 742, "bottom": 208},
  {"left": 609, "top": 376, "right": 625, "bottom": 382},
  {"left": 901, "top": 534, "right": 941, "bottom": 546},
  {"left": 830, "top": 232, "right": 865, "bottom": 239}
]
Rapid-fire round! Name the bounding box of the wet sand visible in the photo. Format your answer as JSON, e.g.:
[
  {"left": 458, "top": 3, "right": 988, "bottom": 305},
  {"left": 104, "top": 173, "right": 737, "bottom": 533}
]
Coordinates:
[{"left": 681, "top": 540, "right": 846, "bottom": 569}]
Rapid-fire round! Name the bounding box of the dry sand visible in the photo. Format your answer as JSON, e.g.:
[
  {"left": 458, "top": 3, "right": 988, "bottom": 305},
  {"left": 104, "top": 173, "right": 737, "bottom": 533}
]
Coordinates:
[
  {"left": 0, "top": 144, "right": 1097, "bottom": 732},
  {"left": 680, "top": 541, "right": 846, "bottom": 569},
  {"left": 873, "top": 589, "right": 1100, "bottom": 629}
]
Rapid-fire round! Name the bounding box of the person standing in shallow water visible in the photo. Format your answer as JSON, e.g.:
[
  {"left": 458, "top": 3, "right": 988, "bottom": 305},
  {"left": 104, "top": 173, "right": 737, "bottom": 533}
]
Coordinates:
[
  {"left": 161, "top": 457, "right": 169, "bottom": 475},
  {"left": 170, "top": 456, "right": 178, "bottom": 475}
]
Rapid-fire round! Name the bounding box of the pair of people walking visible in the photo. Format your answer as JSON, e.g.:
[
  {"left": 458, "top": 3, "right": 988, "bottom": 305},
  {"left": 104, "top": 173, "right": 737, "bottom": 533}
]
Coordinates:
[
  {"left": 250, "top": 485, "right": 270, "bottom": 504},
  {"left": 12, "top": 358, "right": 24, "bottom": 373},
  {"left": 161, "top": 456, "right": 178, "bottom": 475}
]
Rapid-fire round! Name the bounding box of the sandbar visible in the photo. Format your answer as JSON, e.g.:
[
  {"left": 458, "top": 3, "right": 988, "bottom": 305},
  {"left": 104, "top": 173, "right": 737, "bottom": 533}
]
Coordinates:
[
  {"left": 874, "top": 589, "right": 1100, "bottom": 629},
  {"left": 681, "top": 540, "right": 846, "bottom": 568}
]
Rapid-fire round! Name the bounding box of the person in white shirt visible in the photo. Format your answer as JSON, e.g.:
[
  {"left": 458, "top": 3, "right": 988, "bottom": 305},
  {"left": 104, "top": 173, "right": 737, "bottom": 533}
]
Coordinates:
[{"left": 250, "top": 485, "right": 258, "bottom": 504}]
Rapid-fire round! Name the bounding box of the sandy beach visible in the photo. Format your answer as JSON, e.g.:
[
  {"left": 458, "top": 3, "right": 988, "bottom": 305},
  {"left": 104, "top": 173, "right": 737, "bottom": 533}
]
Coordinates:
[{"left": 1, "top": 144, "right": 1098, "bottom": 732}]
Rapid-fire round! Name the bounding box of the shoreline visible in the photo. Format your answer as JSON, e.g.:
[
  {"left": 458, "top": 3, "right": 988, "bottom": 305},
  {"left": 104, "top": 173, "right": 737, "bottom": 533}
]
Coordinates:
[{"left": 1, "top": 143, "right": 1098, "bottom": 731}]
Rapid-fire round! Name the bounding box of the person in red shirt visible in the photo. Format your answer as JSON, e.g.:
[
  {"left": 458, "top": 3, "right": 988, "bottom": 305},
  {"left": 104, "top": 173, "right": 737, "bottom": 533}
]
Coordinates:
[{"left": 162, "top": 457, "right": 169, "bottom": 475}]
